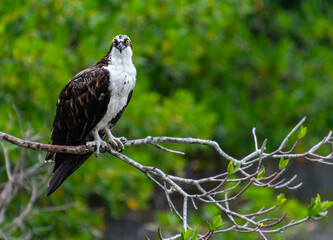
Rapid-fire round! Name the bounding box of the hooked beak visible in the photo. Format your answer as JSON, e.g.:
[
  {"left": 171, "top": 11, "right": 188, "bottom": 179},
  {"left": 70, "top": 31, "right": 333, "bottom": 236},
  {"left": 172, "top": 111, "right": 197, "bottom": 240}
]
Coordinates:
[{"left": 115, "top": 41, "right": 127, "bottom": 53}]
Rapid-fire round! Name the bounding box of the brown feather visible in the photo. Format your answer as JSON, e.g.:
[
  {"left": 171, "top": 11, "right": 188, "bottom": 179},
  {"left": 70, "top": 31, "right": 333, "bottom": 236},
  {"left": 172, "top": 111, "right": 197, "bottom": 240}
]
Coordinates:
[{"left": 45, "top": 63, "right": 112, "bottom": 196}]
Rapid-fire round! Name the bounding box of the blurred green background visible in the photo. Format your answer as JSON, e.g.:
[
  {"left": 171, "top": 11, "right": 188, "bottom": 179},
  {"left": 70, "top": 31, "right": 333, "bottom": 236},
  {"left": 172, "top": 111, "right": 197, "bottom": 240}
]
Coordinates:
[{"left": 0, "top": 0, "right": 333, "bottom": 239}]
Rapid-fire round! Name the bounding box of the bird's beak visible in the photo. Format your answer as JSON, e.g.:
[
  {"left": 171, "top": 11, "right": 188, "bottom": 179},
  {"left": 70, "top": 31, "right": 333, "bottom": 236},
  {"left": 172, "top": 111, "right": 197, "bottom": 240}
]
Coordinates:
[{"left": 116, "top": 41, "right": 127, "bottom": 53}]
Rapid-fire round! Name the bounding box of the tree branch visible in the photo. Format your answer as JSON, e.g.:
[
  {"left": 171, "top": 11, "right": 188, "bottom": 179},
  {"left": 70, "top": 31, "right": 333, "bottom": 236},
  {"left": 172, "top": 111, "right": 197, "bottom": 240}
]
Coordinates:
[{"left": 1, "top": 117, "right": 333, "bottom": 239}]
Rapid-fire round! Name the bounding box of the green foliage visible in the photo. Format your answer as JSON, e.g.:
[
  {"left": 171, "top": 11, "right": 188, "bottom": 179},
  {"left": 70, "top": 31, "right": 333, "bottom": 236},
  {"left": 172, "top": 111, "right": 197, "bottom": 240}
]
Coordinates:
[
  {"left": 0, "top": 0, "right": 332, "bottom": 239},
  {"left": 277, "top": 193, "right": 287, "bottom": 206},
  {"left": 180, "top": 227, "right": 199, "bottom": 240},
  {"left": 279, "top": 156, "right": 289, "bottom": 170},
  {"left": 207, "top": 215, "right": 226, "bottom": 231},
  {"left": 238, "top": 187, "right": 308, "bottom": 240},
  {"left": 308, "top": 194, "right": 333, "bottom": 220},
  {"left": 298, "top": 125, "right": 307, "bottom": 140},
  {"left": 256, "top": 167, "right": 266, "bottom": 181},
  {"left": 227, "top": 160, "right": 241, "bottom": 175}
]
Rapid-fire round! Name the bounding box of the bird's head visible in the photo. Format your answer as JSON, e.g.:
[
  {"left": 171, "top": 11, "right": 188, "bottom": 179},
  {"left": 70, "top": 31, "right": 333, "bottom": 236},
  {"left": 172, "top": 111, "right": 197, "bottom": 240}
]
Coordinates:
[{"left": 110, "top": 34, "right": 132, "bottom": 57}]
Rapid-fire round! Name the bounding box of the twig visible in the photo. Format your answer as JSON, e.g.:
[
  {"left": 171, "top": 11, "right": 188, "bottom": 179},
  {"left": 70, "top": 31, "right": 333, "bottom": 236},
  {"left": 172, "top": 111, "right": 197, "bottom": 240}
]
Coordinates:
[{"left": 0, "top": 117, "right": 333, "bottom": 239}]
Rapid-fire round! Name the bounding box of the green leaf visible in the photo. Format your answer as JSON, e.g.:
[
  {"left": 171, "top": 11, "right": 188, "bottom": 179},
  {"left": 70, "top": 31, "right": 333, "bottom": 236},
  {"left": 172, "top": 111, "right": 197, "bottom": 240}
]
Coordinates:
[
  {"left": 298, "top": 125, "right": 307, "bottom": 140},
  {"left": 227, "top": 160, "right": 234, "bottom": 175},
  {"left": 208, "top": 223, "right": 213, "bottom": 232},
  {"left": 321, "top": 201, "right": 333, "bottom": 212},
  {"left": 184, "top": 229, "right": 192, "bottom": 240},
  {"left": 279, "top": 157, "right": 289, "bottom": 170},
  {"left": 180, "top": 227, "right": 192, "bottom": 240},
  {"left": 208, "top": 215, "right": 226, "bottom": 231},
  {"left": 227, "top": 160, "right": 241, "bottom": 175},
  {"left": 180, "top": 227, "right": 199, "bottom": 240},
  {"left": 231, "top": 162, "right": 241, "bottom": 174},
  {"left": 309, "top": 204, "right": 323, "bottom": 219},
  {"left": 256, "top": 167, "right": 265, "bottom": 180},
  {"left": 276, "top": 193, "right": 287, "bottom": 205},
  {"left": 212, "top": 215, "right": 222, "bottom": 229},
  {"left": 190, "top": 229, "right": 199, "bottom": 240},
  {"left": 310, "top": 197, "right": 316, "bottom": 209},
  {"left": 180, "top": 227, "right": 185, "bottom": 237},
  {"left": 308, "top": 194, "right": 333, "bottom": 219},
  {"left": 316, "top": 193, "right": 321, "bottom": 204}
]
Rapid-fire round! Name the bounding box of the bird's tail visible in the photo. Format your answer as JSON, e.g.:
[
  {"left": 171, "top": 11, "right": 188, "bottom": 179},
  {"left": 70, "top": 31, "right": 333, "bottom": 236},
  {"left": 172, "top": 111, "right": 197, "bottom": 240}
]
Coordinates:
[{"left": 46, "top": 153, "right": 91, "bottom": 197}]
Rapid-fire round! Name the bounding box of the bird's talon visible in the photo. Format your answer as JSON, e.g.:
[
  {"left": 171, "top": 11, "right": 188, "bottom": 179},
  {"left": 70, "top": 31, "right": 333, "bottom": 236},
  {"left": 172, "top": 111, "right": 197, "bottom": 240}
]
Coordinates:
[
  {"left": 108, "top": 139, "right": 117, "bottom": 148},
  {"left": 115, "top": 138, "right": 124, "bottom": 150},
  {"left": 86, "top": 141, "right": 96, "bottom": 152},
  {"left": 119, "top": 136, "right": 128, "bottom": 143},
  {"left": 86, "top": 139, "right": 107, "bottom": 156},
  {"left": 99, "top": 141, "right": 108, "bottom": 153},
  {"left": 108, "top": 137, "right": 125, "bottom": 151}
]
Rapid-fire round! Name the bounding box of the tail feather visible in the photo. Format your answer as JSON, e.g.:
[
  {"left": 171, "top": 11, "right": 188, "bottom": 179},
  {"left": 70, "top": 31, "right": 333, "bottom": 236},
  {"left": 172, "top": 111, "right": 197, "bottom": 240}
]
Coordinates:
[
  {"left": 46, "top": 153, "right": 91, "bottom": 197},
  {"left": 45, "top": 151, "right": 55, "bottom": 162}
]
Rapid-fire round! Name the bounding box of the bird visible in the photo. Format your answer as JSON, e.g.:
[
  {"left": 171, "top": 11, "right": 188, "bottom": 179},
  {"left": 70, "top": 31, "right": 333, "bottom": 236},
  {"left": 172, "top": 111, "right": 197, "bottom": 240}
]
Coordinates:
[{"left": 45, "top": 34, "right": 136, "bottom": 197}]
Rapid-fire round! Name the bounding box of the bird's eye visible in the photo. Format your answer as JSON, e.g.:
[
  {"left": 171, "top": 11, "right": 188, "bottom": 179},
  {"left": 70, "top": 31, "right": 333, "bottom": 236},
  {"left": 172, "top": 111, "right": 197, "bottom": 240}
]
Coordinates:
[
  {"left": 112, "top": 40, "right": 117, "bottom": 45},
  {"left": 125, "top": 39, "right": 130, "bottom": 45}
]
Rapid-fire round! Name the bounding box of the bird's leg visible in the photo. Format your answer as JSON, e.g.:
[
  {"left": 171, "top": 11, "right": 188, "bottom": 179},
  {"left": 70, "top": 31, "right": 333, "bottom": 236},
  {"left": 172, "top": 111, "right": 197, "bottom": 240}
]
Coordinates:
[
  {"left": 104, "top": 127, "right": 124, "bottom": 151},
  {"left": 86, "top": 130, "right": 107, "bottom": 156}
]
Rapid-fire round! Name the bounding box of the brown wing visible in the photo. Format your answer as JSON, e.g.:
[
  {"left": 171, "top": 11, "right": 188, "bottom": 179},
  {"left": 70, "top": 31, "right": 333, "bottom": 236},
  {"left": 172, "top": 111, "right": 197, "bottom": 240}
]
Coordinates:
[
  {"left": 52, "top": 68, "right": 111, "bottom": 146},
  {"left": 45, "top": 67, "right": 110, "bottom": 196}
]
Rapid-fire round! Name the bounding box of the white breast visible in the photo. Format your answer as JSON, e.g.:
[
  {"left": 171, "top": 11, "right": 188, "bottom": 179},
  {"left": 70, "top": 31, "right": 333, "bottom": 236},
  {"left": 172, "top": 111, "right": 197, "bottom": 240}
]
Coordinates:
[{"left": 94, "top": 62, "right": 136, "bottom": 132}]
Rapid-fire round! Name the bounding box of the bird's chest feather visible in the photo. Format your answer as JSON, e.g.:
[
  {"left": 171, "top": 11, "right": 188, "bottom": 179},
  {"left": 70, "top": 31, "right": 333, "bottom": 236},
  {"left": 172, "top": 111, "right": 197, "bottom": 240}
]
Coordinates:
[{"left": 94, "top": 64, "right": 136, "bottom": 131}]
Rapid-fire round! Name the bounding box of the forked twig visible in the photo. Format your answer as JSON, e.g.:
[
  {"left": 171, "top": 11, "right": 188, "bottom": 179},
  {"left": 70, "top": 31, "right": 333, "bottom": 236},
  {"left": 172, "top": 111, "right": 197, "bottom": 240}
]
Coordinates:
[{"left": 1, "top": 117, "right": 333, "bottom": 239}]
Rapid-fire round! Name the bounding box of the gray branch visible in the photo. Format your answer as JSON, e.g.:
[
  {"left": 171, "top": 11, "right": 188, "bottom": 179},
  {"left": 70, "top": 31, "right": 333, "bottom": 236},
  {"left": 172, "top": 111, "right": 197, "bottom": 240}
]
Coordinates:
[{"left": 1, "top": 117, "right": 333, "bottom": 239}]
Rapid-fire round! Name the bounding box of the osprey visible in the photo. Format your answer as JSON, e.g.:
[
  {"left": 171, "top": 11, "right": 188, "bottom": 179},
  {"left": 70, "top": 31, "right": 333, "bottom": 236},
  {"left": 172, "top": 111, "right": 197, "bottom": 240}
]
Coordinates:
[{"left": 45, "top": 35, "right": 136, "bottom": 197}]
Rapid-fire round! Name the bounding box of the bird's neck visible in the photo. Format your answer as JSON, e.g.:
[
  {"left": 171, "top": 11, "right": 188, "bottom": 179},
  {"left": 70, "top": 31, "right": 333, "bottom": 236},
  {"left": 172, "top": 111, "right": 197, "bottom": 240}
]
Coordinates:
[
  {"left": 95, "top": 50, "right": 134, "bottom": 71},
  {"left": 109, "top": 51, "right": 133, "bottom": 68}
]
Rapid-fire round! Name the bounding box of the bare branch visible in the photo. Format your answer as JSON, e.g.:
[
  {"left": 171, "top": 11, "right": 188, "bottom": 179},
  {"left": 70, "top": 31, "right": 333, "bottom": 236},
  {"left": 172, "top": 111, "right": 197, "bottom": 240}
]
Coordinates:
[
  {"left": 1, "top": 117, "right": 333, "bottom": 239},
  {"left": 0, "top": 132, "right": 90, "bottom": 154}
]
